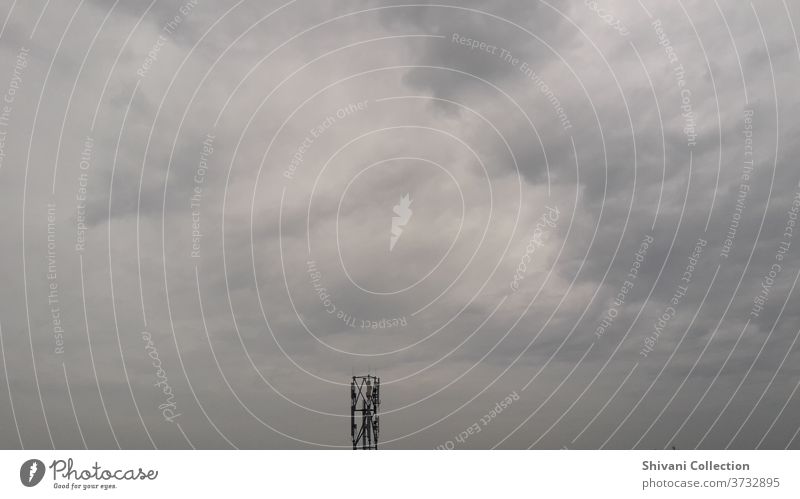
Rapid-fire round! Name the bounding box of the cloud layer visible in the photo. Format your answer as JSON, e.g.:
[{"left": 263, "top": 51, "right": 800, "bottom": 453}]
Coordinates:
[{"left": 1, "top": 0, "right": 800, "bottom": 449}]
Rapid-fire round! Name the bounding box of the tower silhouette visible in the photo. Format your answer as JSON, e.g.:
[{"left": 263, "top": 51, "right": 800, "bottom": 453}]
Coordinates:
[{"left": 351, "top": 375, "right": 380, "bottom": 449}]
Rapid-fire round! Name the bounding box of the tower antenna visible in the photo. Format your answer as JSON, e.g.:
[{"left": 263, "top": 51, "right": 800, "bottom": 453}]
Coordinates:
[{"left": 350, "top": 374, "right": 380, "bottom": 450}]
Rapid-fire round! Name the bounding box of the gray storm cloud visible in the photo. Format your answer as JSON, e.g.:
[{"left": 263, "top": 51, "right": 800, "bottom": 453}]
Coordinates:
[{"left": 0, "top": 0, "right": 799, "bottom": 450}]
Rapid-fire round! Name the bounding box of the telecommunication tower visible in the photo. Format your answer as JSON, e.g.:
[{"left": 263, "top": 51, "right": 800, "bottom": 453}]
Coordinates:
[{"left": 351, "top": 375, "right": 380, "bottom": 449}]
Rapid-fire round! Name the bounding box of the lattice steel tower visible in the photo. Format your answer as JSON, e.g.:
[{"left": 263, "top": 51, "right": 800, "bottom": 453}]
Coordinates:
[{"left": 351, "top": 375, "right": 380, "bottom": 449}]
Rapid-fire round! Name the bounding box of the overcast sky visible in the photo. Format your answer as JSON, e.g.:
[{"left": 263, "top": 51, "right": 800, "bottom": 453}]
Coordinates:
[{"left": 1, "top": 0, "right": 800, "bottom": 449}]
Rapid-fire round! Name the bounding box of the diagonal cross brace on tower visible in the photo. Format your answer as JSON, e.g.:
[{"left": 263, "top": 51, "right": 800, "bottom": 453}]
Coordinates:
[{"left": 351, "top": 375, "right": 380, "bottom": 450}]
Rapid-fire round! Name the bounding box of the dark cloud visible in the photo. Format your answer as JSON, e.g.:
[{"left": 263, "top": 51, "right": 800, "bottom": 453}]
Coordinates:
[{"left": 0, "top": 0, "right": 799, "bottom": 450}]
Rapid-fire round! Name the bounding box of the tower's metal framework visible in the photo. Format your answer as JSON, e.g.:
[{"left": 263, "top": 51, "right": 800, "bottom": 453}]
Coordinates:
[{"left": 351, "top": 375, "right": 380, "bottom": 449}]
